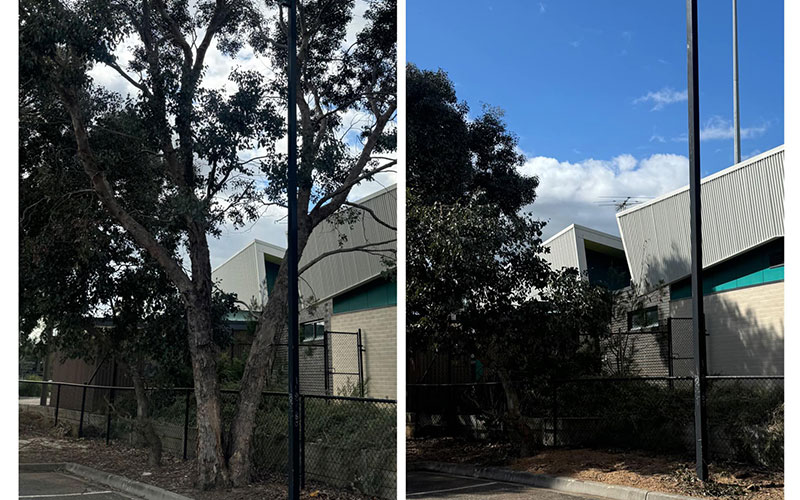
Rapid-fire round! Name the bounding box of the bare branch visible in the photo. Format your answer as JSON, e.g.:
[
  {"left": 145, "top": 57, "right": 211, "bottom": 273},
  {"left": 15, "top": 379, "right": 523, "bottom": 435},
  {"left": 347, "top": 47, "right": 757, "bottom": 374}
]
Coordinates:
[
  {"left": 298, "top": 239, "right": 397, "bottom": 276},
  {"left": 341, "top": 201, "right": 396, "bottom": 231}
]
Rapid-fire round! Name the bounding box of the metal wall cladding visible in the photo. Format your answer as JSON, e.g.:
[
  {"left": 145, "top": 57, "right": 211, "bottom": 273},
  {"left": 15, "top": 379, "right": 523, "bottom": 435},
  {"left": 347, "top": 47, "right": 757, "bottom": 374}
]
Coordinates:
[
  {"left": 544, "top": 226, "right": 580, "bottom": 272},
  {"left": 617, "top": 146, "right": 784, "bottom": 289},
  {"left": 212, "top": 242, "right": 262, "bottom": 307},
  {"left": 299, "top": 186, "right": 397, "bottom": 305}
]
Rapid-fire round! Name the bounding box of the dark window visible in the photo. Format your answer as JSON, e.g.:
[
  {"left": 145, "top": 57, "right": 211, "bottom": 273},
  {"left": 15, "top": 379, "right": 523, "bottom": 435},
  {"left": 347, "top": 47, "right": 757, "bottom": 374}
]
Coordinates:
[
  {"left": 628, "top": 306, "right": 659, "bottom": 330},
  {"left": 301, "top": 321, "right": 325, "bottom": 342},
  {"left": 769, "top": 250, "right": 784, "bottom": 268}
]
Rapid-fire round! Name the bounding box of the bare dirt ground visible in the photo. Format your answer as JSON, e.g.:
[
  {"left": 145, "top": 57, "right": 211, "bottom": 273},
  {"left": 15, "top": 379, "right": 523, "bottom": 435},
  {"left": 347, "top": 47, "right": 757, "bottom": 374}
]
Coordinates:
[
  {"left": 20, "top": 409, "right": 376, "bottom": 500},
  {"left": 407, "top": 437, "right": 783, "bottom": 500}
]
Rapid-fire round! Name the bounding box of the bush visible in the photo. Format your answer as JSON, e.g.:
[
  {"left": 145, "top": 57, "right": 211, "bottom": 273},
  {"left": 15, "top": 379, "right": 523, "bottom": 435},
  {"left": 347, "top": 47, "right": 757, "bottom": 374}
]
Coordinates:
[
  {"left": 19, "top": 375, "right": 45, "bottom": 398},
  {"left": 706, "top": 380, "right": 783, "bottom": 468}
]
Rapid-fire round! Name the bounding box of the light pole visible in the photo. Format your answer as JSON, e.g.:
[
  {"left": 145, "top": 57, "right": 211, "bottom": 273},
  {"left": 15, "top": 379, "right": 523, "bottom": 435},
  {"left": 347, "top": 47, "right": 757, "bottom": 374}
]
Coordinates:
[
  {"left": 685, "top": 0, "right": 709, "bottom": 481},
  {"left": 732, "top": 0, "right": 741, "bottom": 163},
  {"left": 285, "top": 0, "right": 301, "bottom": 497}
]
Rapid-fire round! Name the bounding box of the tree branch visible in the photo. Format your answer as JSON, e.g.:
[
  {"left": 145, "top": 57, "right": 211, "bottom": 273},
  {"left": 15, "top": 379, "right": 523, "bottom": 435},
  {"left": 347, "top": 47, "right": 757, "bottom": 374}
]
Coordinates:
[
  {"left": 341, "top": 201, "right": 396, "bottom": 231},
  {"left": 298, "top": 239, "right": 396, "bottom": 276}
]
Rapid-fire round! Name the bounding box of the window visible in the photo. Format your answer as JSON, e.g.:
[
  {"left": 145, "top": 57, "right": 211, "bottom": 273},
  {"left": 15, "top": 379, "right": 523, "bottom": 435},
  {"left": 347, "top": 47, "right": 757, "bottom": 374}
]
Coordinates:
[
  {"left": 769, "top": 250, "right": 784, "bottom": 268},
  {"left": 301, "top": 321, "right": 325, "bottom": 342},
  {"left": 628, "top": 306, "right": 659, "bottom": 330}
]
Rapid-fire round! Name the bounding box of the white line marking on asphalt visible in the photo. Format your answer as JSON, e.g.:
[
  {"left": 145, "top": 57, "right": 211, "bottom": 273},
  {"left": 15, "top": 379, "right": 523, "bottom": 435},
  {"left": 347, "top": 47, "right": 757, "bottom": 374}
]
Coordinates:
[
  {"left": 20, "top": 492, "right": 115, "bottom": 498},
  {"left": 407, "top": 481, "right": 499, "bottom": 496}
]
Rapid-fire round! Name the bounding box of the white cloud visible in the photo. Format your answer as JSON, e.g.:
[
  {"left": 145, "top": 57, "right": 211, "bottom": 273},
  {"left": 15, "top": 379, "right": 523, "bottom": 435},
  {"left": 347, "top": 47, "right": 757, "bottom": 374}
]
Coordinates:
[
  {"left": 633, "top": 87, "right": 687, "bottom": 111},
  {"left": 518, "top": 153, "right": 688, "bottom": 239},
  {"left": 698, "top": 115, "right": 768, "bottom": 141},
  {"left": 539, "top": 2, "right": 546, "bottom": 14}
]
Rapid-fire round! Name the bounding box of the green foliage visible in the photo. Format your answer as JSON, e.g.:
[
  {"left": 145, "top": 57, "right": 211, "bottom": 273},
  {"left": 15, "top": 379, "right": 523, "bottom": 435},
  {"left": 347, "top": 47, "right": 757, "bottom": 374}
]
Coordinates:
[
  {"left": 706, "top": 380, "right": 784, "bottom": 468},
  {"left": 407, "top": 65, "right": 612, "bottom": 383},
  {"left": 19, "top": 375, "right": 44, "bottom": 398}
]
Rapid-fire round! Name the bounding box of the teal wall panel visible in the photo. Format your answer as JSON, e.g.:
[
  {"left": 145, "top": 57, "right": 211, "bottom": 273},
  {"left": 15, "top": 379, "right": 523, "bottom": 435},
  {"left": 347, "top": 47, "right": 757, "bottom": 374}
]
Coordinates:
[
  {"left": 670, "top": 239, "right": 784, "bottom": 300},
  {"left": 333, "top": 278, "right": 397, "bottom": 314}
]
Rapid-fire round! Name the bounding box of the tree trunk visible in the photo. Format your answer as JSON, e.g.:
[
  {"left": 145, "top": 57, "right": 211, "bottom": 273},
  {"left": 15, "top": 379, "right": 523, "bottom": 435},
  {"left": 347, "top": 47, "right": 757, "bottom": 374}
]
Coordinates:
[
  {"left": 497, "top": 369, "right": 536, "bottom": 457},
  {"left": 186, "top": 305, "right": 231, "bottom": 489},
  {"left": 128, "top": 363, "right": 162, "bottom": 466},
  {"left": 226, "top": 225, "right": 311, "bottom": 487}
]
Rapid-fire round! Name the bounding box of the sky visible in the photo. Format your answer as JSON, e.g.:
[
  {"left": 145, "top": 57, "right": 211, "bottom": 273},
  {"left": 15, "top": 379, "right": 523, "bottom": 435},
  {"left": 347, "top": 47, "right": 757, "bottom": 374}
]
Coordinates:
[
  {"left": 89, "top": 1, "right": 395, "bottom": 269},
  {"left": 408, "top": 0, "right": 784, "bottom": 240}
]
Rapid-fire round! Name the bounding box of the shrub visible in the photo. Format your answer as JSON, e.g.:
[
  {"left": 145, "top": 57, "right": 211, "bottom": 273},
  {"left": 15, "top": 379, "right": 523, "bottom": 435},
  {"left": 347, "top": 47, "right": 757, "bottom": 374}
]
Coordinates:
[{"left": 19, "top": 374, "right": 45, "bottom": 398}]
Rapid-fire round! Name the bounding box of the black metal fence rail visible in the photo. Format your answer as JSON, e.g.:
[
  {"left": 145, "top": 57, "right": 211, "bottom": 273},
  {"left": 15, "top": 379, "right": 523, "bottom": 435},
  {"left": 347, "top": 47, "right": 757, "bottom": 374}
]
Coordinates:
[
  {"left": 408, "top": 375, "right": 783, "bottom": 469},
  {"left": 19, "top": 380, "right": 397, "bottom": 497}
]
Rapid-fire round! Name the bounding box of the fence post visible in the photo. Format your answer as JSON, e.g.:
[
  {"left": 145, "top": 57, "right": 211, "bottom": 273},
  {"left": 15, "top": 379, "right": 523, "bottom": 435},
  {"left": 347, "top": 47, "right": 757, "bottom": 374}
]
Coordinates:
[
  {"left": 106, "top": 359, "right": 117, "bottom": 445},
  {"left": 667, "top": 318, "right": 674, "bottom": 389},
  {"left": 323, "top": 331, "right": 330, "bottom": 396},
  {"left": 183, "top": 389, "right": 191, "bottom": 461},
  {"left": 300, "top": 396, "right": 306, "bottom": 488},
  {"left": 79, "top": 384, "right": 87, "bottom": 438},
  {"left": 356, "top": 328, "right": 364, "bottom": 397},
  {"left": 54, "top": 384, "right": 61, "bottom": 427},
  {"left": 551, "top": 381, "right": 559, "bottom": 447}
]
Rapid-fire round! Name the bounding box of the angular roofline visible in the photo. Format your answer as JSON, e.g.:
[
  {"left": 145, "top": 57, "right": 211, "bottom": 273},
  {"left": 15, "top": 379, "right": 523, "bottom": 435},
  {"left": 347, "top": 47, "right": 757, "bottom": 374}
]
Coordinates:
[
  {"left": 212, "top": 184, "right": 397, "bottom": 273},
  {"left": 543, "top": 223, "right": 621, "bottom": 247},
  {"left": 616, "top": 144, "right": 784, "bottom": 219}
]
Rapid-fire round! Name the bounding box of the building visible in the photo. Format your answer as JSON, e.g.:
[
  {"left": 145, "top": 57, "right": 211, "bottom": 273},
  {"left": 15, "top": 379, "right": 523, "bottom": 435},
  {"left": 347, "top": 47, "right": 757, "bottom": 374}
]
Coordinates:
[
  {"left": 615, "top": 145, "right": 784, "bottom": 376},
  {"left": 543, "top": 223, "right": 630, "bottom": 290},
  {"left": 212, "top": 185, "right": 398, "bottom": 399}
]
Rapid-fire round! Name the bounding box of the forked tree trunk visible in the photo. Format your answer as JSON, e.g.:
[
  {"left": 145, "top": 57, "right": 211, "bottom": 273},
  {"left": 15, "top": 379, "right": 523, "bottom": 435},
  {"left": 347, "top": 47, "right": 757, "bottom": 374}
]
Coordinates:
[
  {"left": 128, "top": 363, "right": 162, "bottom": 467},
  {"left": 226, "top": 226, "right": 311, "bottom": 487}
]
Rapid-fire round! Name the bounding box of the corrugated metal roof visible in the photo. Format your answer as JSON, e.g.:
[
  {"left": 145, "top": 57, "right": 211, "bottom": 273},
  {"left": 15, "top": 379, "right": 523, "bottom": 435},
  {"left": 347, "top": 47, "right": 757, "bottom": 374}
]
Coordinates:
[
  {"left": 299, "top": 185, "right": 397, "bottom": 304},
  {"left": 616, "top": 145, "right": 784, "bottom": 289}
]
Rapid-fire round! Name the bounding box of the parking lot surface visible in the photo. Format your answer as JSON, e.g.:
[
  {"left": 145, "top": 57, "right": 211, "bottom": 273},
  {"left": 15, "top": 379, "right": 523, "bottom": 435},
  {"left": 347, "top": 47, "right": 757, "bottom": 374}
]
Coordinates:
[
  {"left": 407, "top": 470, "right": 605, "bottom": 500},
  {"left": 19, "top": 471, "right": 135, "bottom": 499}
]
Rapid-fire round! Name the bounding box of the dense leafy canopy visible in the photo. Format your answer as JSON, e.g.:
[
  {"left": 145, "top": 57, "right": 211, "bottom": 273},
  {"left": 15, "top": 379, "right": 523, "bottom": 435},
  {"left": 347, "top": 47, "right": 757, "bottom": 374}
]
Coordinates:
[{"left": 407, "top": 65, "right": 611, "bottom": 381}]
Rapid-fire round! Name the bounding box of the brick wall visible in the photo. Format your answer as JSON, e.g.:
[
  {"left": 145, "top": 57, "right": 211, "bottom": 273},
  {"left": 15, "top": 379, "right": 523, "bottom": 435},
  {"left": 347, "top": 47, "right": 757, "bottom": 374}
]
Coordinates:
[
  {"left": 331, "top": 306, "right": 396, "bottom": 400},
  {"left": 670, "top": 281, "right": 784, "bottom": 375}
]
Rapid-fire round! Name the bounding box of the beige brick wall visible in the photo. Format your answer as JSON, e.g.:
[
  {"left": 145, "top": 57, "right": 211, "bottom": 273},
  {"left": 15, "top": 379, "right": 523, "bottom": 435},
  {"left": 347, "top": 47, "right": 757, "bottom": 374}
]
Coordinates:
[
  {"left": 670, "top": 282, "right": 784, "bottom": 375},
  {"left": 331, "top": 306, "right": 397, "bottom": 400}
]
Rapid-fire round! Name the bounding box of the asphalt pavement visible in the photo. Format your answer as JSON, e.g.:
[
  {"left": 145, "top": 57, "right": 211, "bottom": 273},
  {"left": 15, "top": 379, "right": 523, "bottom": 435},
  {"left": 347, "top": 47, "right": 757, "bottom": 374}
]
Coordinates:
[
  {"left": 407, "top": 470, "right": 606, "bottom": 500},
  {"left": 19, "top": 470, "right": 136, "bottom": 499}
]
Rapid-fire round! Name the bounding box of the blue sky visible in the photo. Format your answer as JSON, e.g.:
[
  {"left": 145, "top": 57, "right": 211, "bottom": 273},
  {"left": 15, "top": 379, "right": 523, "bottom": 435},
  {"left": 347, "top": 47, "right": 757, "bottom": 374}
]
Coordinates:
[{"left": 408, "top": 0, "right": 784, "bottom": 238}]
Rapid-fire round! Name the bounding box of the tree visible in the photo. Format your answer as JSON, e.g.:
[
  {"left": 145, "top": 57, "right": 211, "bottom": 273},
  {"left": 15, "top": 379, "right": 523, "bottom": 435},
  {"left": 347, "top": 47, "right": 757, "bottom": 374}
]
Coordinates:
[
  {"left": 19, "top": 93, "right": 238, "bottom": 465},
  {"left": 407, "top": 65, "right": 611, "bottom": 455},
  {"left": 20, "top": 0, "right": 396, "bottom": 487}
]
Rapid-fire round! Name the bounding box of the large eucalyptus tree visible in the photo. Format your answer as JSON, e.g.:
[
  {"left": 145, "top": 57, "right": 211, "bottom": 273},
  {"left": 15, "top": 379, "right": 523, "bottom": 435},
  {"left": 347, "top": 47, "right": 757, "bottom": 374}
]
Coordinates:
[{"left": 20, "top": 0, "right": 396, "bottom": 487}]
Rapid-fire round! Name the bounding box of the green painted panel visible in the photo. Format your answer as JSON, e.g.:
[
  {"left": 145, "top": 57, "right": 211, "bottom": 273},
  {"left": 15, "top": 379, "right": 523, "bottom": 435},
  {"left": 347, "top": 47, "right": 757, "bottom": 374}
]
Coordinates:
[
  {"left": 670, "top": 239, "right": 784, "bottom": 300},
  {"left": 333, "top": 278, "right": 397, "bottom": 314}
]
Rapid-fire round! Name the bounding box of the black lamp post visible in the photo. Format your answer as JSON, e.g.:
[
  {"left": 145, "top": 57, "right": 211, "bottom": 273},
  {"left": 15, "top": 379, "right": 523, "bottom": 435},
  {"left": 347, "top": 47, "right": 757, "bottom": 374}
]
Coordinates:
[
  {"left": 685, "top": 0, "right": 709, "bottom": 481},
  {"left": 285, "top": 0, "right": 301, "bottom": 497}
]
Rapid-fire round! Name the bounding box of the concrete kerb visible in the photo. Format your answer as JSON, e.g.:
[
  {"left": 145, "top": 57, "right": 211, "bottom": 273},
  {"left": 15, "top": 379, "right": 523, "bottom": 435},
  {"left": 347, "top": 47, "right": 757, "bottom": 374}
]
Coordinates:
[
  {"left": 19, "top": 463, "right": 194, "bottom": 500},
  {"left": 410, "top": 462, "right": 701, "bottom": 500}
]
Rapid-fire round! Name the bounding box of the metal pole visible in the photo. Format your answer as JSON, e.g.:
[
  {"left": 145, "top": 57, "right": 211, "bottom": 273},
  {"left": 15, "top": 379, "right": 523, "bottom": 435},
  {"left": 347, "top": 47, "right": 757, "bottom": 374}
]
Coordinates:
[
  {"left": 286, "top": 0, "right": 301, "bottom": 497},
  {"left": 183, "top": 389, "right": 191, "bottom": 460},
  {"left": 54, "top": 384, "right": 61, "bottom": 427},
  {"left": 106, "top": 359, "right": 117, "bottom": 445},
  {"left": 732, "top": 0, "right": 741, "bottom": 163},
  {"left": 356, "top": 329, "right": 365, "bottom": 397},
  {"left": 79, "top": 384, "right": 87, "bottom": 438},
  {"left": 686, "top": 0, "right": 709, "bottom": 481},
  {"left": 300, "top": 396, "right": 306, "bottom": 488},
  {"left": 323, "top": 331, "right": 330, "bottom": 395}
]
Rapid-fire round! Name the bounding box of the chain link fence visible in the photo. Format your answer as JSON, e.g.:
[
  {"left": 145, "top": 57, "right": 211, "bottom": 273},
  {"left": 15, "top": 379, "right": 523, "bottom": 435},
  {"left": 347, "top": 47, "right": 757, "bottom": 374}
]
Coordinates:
[{"left": 19, "top": 380, "right": 396, "bottom": 498}]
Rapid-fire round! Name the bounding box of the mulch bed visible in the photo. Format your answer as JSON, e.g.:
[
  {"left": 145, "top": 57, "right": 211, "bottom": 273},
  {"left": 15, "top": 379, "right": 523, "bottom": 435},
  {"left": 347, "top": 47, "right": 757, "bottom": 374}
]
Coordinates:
[
  {"left": 407, "top": 437, "right": 783, "bottom": 500},
  {"left": 19, "top": 409, "right": 375, "bottom": 500}
]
